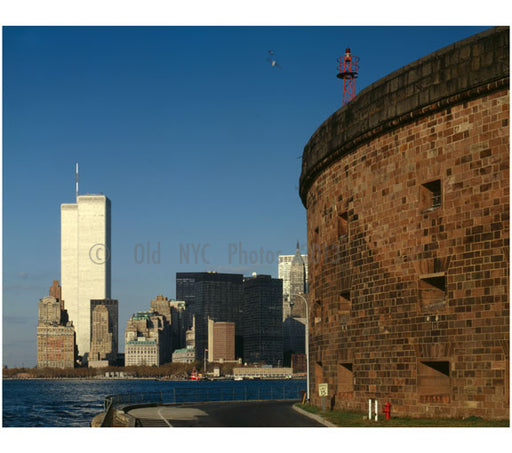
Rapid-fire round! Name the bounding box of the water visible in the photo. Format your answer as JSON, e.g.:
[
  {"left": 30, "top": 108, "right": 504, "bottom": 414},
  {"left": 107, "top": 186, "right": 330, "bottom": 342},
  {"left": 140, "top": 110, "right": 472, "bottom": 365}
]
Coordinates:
[{"left": 2, "top": 379, "right": 306, "bottom": 427}]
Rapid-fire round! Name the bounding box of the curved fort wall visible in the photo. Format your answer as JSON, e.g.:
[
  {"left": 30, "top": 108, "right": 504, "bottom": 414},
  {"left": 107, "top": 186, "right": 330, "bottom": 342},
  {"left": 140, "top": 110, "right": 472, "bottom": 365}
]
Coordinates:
[{"left": 299, "top": 27, "right": 509, "bottom": 419}]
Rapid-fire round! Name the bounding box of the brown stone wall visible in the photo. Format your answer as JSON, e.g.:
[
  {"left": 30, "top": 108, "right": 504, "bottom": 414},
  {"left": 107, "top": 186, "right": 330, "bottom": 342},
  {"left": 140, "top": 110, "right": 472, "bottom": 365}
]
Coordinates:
[{"left": 300, "top": 27, "right": 509, "bottom": 419}]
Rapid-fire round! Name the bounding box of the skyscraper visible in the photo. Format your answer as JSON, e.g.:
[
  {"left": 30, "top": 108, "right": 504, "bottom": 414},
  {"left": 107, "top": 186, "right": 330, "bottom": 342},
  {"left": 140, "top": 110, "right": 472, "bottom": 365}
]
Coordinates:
[
  {"left": 89, "top": 298, "right": 118, "bottom": 366},
  {"left": 289, "top": 242, "right": 307, "bottom": 318},
  {"left": 241, "top": 274, "right": 283, "bottom": 366},
  {"left": 176, "top": 272, "right": 243, "bottom": 361},
  {"left": 37, "top": 281, "right": 76, "bottom": 368},
  {"left": 278, "top": 242, "right": 308, "bottom": 319},
  {"left": 61, "top": 194, "right": 111, "bottom": 359},
  {"left": 207, "top": 318, "right": 235, "bottom": 363},
  {"left": 150, "top": 295, "right": 187, "bottom": 353},
  {"left": 279, "top": 243, "right": 308, "bottom": 366}
]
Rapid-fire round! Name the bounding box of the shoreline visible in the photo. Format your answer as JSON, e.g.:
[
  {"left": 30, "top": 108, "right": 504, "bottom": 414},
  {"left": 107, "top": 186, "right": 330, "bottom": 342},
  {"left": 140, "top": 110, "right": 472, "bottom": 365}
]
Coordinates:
[
  {"left": 3, "top": 377, "right": 175, "bottom": 381},
  {"left": 4, "top": 376, "right": 306, "bottom": 381}
]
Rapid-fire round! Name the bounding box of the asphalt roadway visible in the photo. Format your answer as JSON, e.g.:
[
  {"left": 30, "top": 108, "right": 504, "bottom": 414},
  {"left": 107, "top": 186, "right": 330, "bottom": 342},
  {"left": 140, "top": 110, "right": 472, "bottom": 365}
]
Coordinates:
[{"left": 127, "top": 400, "right": 325, "bottom": 427}]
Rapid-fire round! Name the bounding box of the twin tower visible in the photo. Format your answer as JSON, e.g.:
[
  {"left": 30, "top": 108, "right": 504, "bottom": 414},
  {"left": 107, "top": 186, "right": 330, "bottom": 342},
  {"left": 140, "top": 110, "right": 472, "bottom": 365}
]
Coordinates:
[{"left": 61, "top": 194, "right": 112, "bottom": 359}]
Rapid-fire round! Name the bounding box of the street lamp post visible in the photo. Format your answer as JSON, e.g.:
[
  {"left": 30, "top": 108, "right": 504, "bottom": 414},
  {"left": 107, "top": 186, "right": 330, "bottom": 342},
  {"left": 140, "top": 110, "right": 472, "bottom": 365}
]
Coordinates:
[{"left": 291, "top": 293, "right": 310, "bottom": 401}]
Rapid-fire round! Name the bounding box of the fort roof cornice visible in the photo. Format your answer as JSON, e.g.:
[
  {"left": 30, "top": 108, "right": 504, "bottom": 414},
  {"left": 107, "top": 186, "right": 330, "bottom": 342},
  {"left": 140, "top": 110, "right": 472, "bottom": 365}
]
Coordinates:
[{"left": 299, "top": 26, "right": 509, "bottom": 206}]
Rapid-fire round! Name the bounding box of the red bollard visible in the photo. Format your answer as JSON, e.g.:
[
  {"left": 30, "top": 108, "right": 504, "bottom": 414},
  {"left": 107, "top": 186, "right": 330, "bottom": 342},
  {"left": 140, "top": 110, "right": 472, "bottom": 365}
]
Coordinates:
[{"left": 383, "top": 401, "right": 391, "bottom": 420}]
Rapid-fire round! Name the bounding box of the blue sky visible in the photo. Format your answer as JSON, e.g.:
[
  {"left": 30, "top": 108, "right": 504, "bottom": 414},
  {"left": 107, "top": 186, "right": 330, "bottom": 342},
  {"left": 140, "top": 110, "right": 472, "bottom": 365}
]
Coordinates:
[{"left": 2, "top": 25, "right": 491, "bottom": 367}]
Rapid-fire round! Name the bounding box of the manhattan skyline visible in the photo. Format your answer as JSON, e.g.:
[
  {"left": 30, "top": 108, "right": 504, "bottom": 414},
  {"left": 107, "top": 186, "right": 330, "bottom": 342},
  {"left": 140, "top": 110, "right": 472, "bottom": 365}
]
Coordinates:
[{"left": 2, "top": 25, "right": 491, "bottom": 367}]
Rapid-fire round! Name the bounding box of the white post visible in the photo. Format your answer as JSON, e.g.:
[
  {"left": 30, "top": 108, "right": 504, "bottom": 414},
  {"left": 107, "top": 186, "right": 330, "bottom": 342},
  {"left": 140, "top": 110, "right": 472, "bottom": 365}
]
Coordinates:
[
  {"left": 375, "top": 400, "right": 378, "bottom": 421},
  {"left": 297, "top": 293, "right": 310, "bottom": 401},
  {"left": 368, "top": 399, "right": 372, "bottom": 420},
  {"left": 305, "top": 302, "right": 309, "bottom": 401}
]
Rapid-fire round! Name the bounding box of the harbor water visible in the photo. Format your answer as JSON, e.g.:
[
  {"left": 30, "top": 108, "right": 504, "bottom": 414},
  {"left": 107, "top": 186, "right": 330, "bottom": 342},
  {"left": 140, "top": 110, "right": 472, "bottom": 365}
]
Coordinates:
[{"left": 2, "top": 378, "right": 306, "bottom": 427}]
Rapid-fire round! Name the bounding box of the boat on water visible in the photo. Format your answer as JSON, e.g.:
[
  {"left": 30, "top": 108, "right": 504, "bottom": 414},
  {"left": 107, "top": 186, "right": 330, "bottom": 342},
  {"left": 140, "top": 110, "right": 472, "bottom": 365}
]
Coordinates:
[{"left": 189, "top": 368, "right": 199, "bottom": 380}]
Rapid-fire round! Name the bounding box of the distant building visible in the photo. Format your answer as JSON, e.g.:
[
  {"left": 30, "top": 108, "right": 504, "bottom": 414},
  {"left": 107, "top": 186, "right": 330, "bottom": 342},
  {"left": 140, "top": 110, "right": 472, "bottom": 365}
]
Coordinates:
[
  {"left": 172, "top": 347, "right": 195, "bottom": 363},
  {"left": 208, "top": 319, "right": 235, "bottom": 363},
  {"left": 149, "top": 295, "right": 172, "bottom": 362},
  {"left": 37, "top": 318, "right": 76, "bottom": 369},
  {"left": 150, "top": 294, "right": 172, "bottom": 321},
  {"left": 172, "top": 313, "right": 195, "bottom": 363},
  {"left": 278, "top": 243, "right": 308, "bottom": 320},
  {"left": 241, "top": 274, "right": 283, "bottom": 366},
  {"left": 150, "top": 295, "right": 187, "bottom": 353},
  {"left": 38, "top": 295, "right": 61, "bottom": 326},
  {"left": 233, "top": 367, "right": 293, "bottom": 379},
  {"left": 89, "top": 305, "right": 111, "bottom": 367},
  {"left": 61, "top": 194, "right": 111, "bottom": 359},
  {"left": 185, "top": 315, "right": 196, "bottom": 350},
  {"left": 283, "top": 316, "right": 306, "bottom": 364},
  {"left": 89, "top": 299, "right": 118, "bottom": 367},
  {"left": 37, "top": 281, "right": 76, "bottom": 369},
  {"left": 124, "top": 311, "right": 170, "bottom": 366},
  {"left": 176, "top": 272, "right": 243, "bottom": 361},
  {"left": 49, "top": 279, "right": 64, "bottom": 313},
  {"left": 169, "top": 300, "right": 187, "bottom": 352},
  {"left": 288, "top": 242, "right": 307, "bottom": 318},
  {"left": 125, "top": 338, "right": 159, "bottom": 367},
  {"left": 115, "top": 353, "right": 125, "bottom": 367},
  {"left": 279, "top": 244, "right": 308, "bottom": 366},
  {"left": 291, "top": 353, "right": 306, "bottom": 373}
]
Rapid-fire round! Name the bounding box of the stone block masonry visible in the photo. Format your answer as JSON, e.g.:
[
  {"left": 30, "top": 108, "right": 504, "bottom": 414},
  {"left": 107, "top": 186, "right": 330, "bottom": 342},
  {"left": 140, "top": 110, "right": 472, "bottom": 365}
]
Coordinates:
[{"left": 299, "top": 27, "right": 509, "bottom": 419}]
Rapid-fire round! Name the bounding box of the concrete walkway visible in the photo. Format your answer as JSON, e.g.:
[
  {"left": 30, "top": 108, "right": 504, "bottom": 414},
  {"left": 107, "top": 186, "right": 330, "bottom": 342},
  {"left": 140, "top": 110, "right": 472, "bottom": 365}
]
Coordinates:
[
  {"left": 128, "top": 406, "right": 209, "bottom": 427},
  {"left": 126, "top": 400, "right": 325, "bottom": 427}
]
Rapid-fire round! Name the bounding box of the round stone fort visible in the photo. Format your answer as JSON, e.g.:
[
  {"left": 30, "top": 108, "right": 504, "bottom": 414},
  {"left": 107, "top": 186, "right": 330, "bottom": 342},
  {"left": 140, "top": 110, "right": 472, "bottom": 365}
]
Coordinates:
[{"left": 299, "top": 27, "right": 509, "bottom": 419}]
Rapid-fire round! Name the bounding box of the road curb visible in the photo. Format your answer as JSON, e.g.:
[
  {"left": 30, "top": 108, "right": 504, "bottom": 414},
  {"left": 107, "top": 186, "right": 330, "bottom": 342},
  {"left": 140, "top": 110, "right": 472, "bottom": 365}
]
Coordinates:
[{"left": 292, "top": 404, "right": 337, "bottom": 427}]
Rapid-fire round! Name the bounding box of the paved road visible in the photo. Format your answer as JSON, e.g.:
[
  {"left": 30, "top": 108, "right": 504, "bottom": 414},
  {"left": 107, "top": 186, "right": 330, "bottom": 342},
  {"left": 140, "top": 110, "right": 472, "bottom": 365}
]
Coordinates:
[{"left": 127, "top": 400, "right": 325, "bottom": 427}]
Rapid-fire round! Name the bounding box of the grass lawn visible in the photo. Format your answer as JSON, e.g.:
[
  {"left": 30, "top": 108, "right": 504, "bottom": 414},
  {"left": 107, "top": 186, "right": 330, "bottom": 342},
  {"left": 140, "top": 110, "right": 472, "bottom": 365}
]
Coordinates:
[{"left": 295, "top": 404, "right": 509, "bottom": 427}]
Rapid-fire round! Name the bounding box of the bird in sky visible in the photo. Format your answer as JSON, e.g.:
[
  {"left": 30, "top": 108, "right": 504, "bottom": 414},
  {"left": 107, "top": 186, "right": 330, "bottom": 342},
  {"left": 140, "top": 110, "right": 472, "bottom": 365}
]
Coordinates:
[{"left": 266, "top": 50, "right": 281, "bottom": 69}]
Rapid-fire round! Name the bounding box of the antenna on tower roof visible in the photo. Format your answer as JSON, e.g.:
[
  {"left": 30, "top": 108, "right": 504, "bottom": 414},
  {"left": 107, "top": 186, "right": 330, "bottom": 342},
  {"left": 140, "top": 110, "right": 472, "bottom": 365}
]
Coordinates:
[
  {"left": 75, "top": 163, "right": 79, "bottom": 201},
  {"left": 336, "top": 47, "right": 360, "bottom": 105}
]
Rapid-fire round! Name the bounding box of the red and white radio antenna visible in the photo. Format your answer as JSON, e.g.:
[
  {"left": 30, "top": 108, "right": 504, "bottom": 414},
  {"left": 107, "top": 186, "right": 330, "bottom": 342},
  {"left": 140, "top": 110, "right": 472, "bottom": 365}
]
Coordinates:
[{"left": 337, "top": 48, "right": 359, "bottom": 105}]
